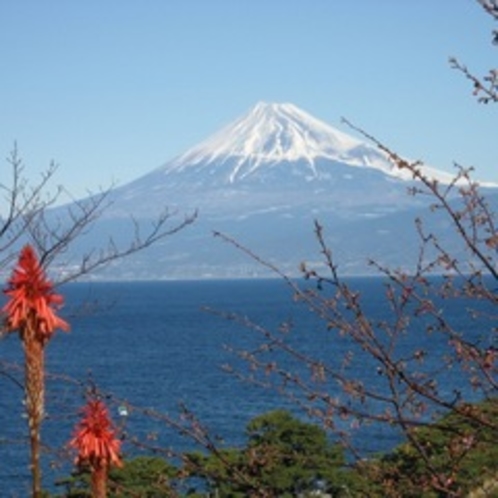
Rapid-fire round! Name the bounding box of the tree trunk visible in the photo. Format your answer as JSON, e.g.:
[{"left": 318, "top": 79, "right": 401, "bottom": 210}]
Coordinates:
[
  {"left": 91, "top": 464, "right": 108, "bottom": 498},
  {"left": 22, "top": 322, "right": 45, "bottom": 498}
]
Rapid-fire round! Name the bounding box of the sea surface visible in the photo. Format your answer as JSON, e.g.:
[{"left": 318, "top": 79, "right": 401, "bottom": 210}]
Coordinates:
[{"left": 0, "top": 277, "right": 495, "bottom": 496}]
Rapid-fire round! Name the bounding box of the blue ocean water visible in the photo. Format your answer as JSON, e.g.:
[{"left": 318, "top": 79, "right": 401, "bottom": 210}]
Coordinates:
[{"left": 0, "top": 277, "right": 495, "bottom": 495}]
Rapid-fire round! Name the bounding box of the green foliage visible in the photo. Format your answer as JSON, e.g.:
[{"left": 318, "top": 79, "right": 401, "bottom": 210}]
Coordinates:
[
  {"left": 108, "top": 456, "right": 179, "bottom": 496},
  {"left": 53, "top": 403, "right": 497, "bottom": 497},
  {"left": 53, "top": 468, "right": 91, "bottom": 498},
  {"left": 185, "top": 409, "right": 354, "bottom": 497},
  {"left": 245, "top": 410, "right": 347, "bottom": 495},
  {"left": 356, "top": 399, "right": 498, "bottom": 497},
  {"left": 55, "top": 456, "right": 180, "bottom": 497}
]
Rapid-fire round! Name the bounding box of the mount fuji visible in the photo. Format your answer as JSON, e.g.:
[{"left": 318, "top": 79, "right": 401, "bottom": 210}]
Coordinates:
[
  {"left": 103, "top": 102, "right": 452, "bottom": 221},
  {"left": 61, "top": 102, "right": 496, "bottom": 279},
  {"left": 162, "top": 101, "right": 452, "bottom": 185}
]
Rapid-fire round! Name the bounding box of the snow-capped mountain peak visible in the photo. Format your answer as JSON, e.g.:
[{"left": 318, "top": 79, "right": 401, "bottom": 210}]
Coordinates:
[{"left": 164, "top": 101, "right": 398, "bottom": 183}]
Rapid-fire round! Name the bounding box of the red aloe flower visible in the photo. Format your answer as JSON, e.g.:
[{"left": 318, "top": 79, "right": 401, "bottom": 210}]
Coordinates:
[
  {"left": 70, "top": 398, "right": 122, "bottom": 498},
  {"left": 70, "top": 399, "right": 123, "bottom": 468},
  {"left": 2, "top": 244, "right": 69, "bottom": 342},
  {"left": 2, "top": 244, "right": 69, "bottom": 497}
]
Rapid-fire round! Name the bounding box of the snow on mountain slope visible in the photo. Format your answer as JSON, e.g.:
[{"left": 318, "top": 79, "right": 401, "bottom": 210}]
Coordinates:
[
  {"left": 159, "top": 101, "right": 454, "bottom": 185},
  {"left": 103, "top": 101, "right": 466, "bottom": 220}
]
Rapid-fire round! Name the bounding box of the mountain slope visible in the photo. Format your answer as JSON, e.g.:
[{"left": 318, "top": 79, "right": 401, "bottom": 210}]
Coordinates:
[
  {"left": 105, "top": 102, "right": 453, "bottom": 221},
  {"left": 165, "top": 101, "right": 392, "bottom": 181},
  {"left": 129, "top": 101, "right": 454, "bottom": 189},
  {"left": 55, "top": 102, "right": 497, "bottom": 280}
]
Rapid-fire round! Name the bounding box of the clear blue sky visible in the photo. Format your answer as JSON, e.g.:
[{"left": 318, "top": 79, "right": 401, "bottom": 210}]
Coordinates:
[{"left": 1, "top": 1, "right": 496, "bottom": 201}]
